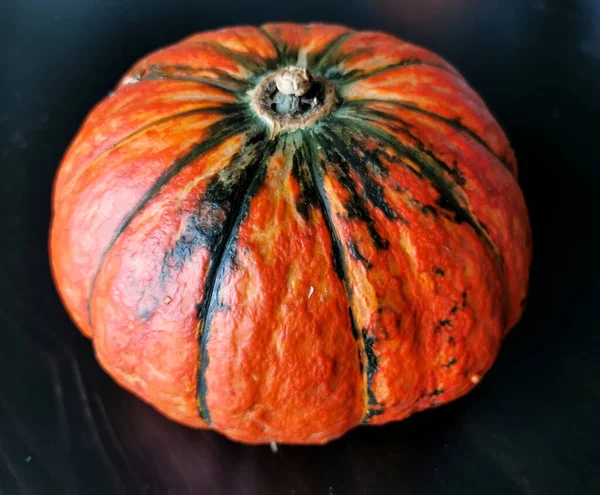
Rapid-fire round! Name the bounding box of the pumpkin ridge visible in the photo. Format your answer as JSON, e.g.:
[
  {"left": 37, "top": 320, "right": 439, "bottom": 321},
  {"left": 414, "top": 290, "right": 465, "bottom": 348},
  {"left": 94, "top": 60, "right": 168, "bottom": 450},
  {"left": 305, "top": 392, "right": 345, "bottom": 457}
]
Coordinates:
[
  {"left": 257, "top": 26, "right": 284, "bottom": 64},
  {"left": 258, "top": 26, "right": 299, "bottom": 66},
  {"left": 304, "top": 133, "right": 379, "bottom": 422},
  {"left": 136, "top": 67, "right": 250, "bottom": 94},
  {"left": 335, "top": 58, "right": 455, "bottom": 85},
  {"left": 59, "top": 104, "right": 245, "bottom": 198},
  {"left": 86, "top": 111, "right": 254, "bottom": 324},
  {"left": 342, "top": 99, "right": 513, "bottom": 173},
  {"left": 185, "top": 41, "right": 268, "bottom": 74},
  {"left": 197, "top": 136, "right": 277, "bottom": 424},
  {"left": 320, "top": 126, "right": 407, "bottom": 224},
  {"left": 340, "top": 107, "right": 465, "bottom": 182},
  {"left": 313, "top": 130, "right": 390, "bottom": 250},
  {"left": 309, "top": 31, "right": 356, "bottom": 72},
  {"left": 333, "top": 116, "right": 511, "bottom": 323},
  {"left": 332, "top": 115, "right": 501, "bottom": 261},
  {"left": 159, "top": 131, "right": 269, "bottom": 288}
]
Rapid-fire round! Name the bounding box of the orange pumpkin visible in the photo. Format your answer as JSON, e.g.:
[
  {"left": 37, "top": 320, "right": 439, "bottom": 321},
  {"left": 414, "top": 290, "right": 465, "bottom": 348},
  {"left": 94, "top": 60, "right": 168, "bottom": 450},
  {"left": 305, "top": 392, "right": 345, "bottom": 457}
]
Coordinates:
[{"left": 50, "top": 23, "right": 532, "bottom": 444}]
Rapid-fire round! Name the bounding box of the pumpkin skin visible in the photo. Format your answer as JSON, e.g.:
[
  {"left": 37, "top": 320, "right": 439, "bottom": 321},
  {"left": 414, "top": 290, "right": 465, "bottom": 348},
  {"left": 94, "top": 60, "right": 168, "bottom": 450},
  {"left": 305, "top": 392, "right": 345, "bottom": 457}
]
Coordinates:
[{"left": 50, "top": 23, "right": 532, "bottom": 444}]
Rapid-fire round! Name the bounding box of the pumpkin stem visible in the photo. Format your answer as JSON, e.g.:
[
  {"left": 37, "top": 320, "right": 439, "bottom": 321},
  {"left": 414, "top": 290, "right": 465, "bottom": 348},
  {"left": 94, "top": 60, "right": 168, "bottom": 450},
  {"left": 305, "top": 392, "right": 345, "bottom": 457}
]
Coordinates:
[
  {"left": 274, "top": 67, "right": 312, "bottom": 97},
  {"left": 249, "top": 66, "right": 337, "bottom": 137}
]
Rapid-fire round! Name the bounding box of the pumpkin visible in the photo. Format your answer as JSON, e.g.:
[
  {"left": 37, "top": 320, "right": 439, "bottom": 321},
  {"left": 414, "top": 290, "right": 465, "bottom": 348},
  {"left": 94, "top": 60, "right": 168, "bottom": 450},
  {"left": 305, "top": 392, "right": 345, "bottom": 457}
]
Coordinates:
[{"left": 50, "top": 23, "right": 532, "bottom": 444}]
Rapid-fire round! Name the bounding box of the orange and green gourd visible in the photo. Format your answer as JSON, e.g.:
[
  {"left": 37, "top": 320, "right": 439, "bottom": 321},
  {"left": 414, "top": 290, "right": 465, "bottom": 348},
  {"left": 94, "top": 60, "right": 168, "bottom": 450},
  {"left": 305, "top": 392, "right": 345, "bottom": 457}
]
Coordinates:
[{"left": 50, "top": 23, "right": 532, "bottom": 444}]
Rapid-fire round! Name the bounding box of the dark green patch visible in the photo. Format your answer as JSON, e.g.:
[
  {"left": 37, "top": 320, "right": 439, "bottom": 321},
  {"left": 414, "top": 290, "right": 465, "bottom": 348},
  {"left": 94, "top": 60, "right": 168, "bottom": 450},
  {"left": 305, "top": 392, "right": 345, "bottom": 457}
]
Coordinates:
[
  {"left": 87, "top": 107, "right": 256, "bottom": 322},
  {"left": 429, "top": 389, "right": 444, "bottom": 397},
  {"left": 136, "top": 65, "right": 251, "bottom": 94},
  {"left": 433, "top": 267, "right": 445, "bottom": 276},
  {"left": 197, "top": 138, "right": 277, "bottom": 423},
  {"left": 435, "top": 319, "right": 452, "bottom": 333},
  {"left": 309, "top": 31, "right": 355, "bottom": 73},
  {"left": 447, "top": 336, "right": 455, "bottom": 344},
  {"left": 347, "top": 307, "right": 360, "bottom": 341},
  {"left": 347, "top": 241, "right": 372, "bottom": 268},
  {"left": 306, "top": 134, "right": 382, "bottom": 423},
  {"left": 450, "top": 305, "right": 459, "bottom": 314},
  {"left": 332, "top": 116, "right": 501, "bottom": 264},
  {"left": 291, "top": 143, "right": 320, "bottom": 220},
  {"left": 363, "top": 407, "right": 384, "bottom": 421},
  {"left": 138, "top": 309, "right": 151, "bottom": 321},
  {"left": 330, "top": 129, "right": 408, "bottom": 225},
  {"left": 304, "top": 138, "right": 348, "bottom": 282},
  {"left": 361, "top": 327, "right": 384, "bottom": 421},
  {"left": 329, "top": 58, "right": 455, "bottom": 85},
  {"left": 362, "top": 328, "right": 378, "bottom": 387},
  {"left": 314, "top": 131, "right": 391, "bottom": 249},
  {"left": 160, "top": 132, "right": 267, "bottom": 288},
  {"left": 257, "top": 26, "right": 298, "bottom": 66},
  {"left": 444, "top": 357, "right": 457, "bottom": 368},
  {"left": 343, "top": 104, "right": 467, "bottom": 186},
  {"left": 420, "top": 203, "right": 438, "bottom": 216},
  {"left": 435, "top": 195, "right": 469, "bottom": 224},
  {"left": 343, "top": 99, "right": 512, "bottom": 171}
]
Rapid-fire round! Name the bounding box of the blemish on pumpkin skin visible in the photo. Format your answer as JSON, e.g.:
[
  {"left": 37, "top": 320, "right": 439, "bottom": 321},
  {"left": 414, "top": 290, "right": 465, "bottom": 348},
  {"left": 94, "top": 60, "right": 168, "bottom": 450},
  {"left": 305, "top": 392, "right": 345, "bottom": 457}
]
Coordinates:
[
  {"left": 138, "top": 309, "right": 151, "bottom": 321},
  {"left": 443, "top": 357, "right": 457, "bottom": 368},
  {"left": 432, "top": 266, "right": 445, "bottom": 276},
  {"left": 347, "top": 240, "right": 372, "bottom": 268},
  {"left": 434, "top": 319, "right": 452, "bottom": 333}
]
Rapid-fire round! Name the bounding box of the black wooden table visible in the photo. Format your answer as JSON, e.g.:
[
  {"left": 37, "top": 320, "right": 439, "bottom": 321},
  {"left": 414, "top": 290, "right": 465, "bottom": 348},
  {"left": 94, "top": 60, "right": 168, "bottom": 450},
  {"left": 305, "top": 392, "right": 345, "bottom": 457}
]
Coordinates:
[{"left": 1, "top": 0, "right": 599, "bottom": 493}]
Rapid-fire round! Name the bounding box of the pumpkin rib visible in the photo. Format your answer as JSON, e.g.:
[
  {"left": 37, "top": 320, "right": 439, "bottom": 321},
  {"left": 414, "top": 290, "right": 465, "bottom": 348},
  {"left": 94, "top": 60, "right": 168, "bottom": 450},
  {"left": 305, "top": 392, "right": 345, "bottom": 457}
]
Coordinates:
[
  {"left": 342, "top": 99, "right": 513, "bottom": 173},
  {"left": 311, "top": 129, "right": 393, "bottom": 422},
  {"left": 196, "top": 136, "right": 277, "bottom": 424},
  {"left": 310, "top": 31, "right": 357, "bottom": 72},
  {"left": 333, "top": 116, "right": 512, "bottom": 324},
  {"left": 257, "top": 26, "right": 284, "bottom": 63},
  {"left": 183, "top": 41, "right": 267, "bottom": 75},
  {"left": 333, "top": 116, "right": 498, "bottom": 251},
  {"left": 304, "top": 133, "right": 374, "bottom": 422},
  {"left": 333, "top": 115, "right": 506, "bottom": 289},
  {"left": 135, "top": 67, "right": 250, "bottom": 94},
  {"left": 333, "top": 58, "right": 454, "bottom": 85},
  {"left": 258, "top": 24, "right": 355, "bottom": 71},
  {"left": 319, "top": 126, "right": 406, "bottom": 225},
  {"left": 58, "top": 104, "right": 244, "bottom": 199},
  {"left": 339, "top": 107, "right": 468, "bottom": 186},
  {"left": 86, "top": 112, "right": 255, "bottom": 324}
]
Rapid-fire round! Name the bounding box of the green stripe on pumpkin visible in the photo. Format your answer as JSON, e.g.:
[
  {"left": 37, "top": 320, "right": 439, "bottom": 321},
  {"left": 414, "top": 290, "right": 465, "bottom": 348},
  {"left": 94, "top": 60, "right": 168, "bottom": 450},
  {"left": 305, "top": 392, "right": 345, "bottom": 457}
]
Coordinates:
[
  {"left": 304, "top": 132, "right": 383, "bottom": 422},
  {"left": 87, "top": 108, "right": 256, "bottom": 323},
  {"left": 197, "top": 136, "right": 277, "bottom": 423}
]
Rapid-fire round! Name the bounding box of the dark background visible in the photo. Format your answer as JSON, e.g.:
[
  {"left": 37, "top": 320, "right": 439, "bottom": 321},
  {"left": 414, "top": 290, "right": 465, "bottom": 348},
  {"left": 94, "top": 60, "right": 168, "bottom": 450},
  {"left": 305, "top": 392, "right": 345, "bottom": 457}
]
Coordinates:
[{"left": 1, "top": 0, "right": 599, "bottom": 493}]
